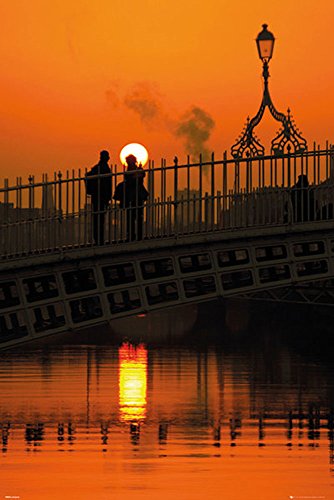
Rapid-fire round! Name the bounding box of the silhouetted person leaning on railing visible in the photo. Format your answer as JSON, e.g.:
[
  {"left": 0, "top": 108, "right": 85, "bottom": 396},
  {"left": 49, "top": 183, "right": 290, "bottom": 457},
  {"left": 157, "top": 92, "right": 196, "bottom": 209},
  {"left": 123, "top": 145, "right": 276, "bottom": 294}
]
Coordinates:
[
  {"left": 113, "top": 154, "right": 149, "bottom": 241},
  {"left": 85, "top": 150, "right": 112, "bottom": 245},
  {"left": 291, "top": 174, "right": 316, "bottom": 223}
]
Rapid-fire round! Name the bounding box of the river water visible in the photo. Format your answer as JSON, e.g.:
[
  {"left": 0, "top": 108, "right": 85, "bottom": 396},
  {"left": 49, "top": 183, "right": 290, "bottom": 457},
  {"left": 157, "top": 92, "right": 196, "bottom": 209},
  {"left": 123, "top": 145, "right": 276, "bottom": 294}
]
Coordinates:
[{"left": 0, "top": 300, "right": 333, "bottom": 500}]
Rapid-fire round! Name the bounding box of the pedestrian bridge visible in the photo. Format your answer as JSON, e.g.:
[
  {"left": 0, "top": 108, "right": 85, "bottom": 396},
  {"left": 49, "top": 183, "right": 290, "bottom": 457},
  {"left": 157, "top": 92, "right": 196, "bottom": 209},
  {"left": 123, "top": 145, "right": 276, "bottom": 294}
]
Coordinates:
[{"left": 1, "top": 146, "right": 334, "bottom": 349}]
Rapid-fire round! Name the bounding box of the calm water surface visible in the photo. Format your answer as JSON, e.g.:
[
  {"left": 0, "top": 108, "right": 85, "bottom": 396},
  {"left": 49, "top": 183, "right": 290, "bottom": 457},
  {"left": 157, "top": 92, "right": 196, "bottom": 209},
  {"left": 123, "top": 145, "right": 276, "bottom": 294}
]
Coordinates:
[{"left": 0, "top": 302, "right": 333, "bottom": 500}]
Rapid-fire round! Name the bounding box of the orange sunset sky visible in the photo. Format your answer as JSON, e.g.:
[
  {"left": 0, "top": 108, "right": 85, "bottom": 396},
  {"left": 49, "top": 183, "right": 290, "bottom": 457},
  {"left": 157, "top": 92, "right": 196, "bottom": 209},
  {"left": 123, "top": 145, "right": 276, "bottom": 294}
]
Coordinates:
[{"left": 0, "top": 0, "right": 334, "bottom": 180}]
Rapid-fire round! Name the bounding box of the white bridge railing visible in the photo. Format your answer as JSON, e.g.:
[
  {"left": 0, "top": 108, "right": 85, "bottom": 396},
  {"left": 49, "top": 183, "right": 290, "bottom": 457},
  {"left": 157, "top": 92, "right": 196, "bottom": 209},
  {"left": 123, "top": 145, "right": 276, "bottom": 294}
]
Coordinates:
[{"left": 1, "top": 145, "right": 334, "bottom": 259}]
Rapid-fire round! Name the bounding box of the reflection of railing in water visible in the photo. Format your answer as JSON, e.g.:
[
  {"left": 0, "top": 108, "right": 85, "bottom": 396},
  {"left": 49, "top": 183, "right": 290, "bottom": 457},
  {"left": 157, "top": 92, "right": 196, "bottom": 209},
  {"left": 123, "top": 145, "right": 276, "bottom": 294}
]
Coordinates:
[
  {"left": 1, "top": 410, "right": 333, "bottom": 458},
  {"left": 1, "top": 146, "right": 334, "bottom": 259}
]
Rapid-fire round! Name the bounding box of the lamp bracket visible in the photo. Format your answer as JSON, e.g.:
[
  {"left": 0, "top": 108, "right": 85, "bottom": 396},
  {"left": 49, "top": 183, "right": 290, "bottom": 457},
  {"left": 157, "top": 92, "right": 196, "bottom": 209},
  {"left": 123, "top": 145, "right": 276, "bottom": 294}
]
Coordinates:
[{"left": 231, "top": 62, "right": 307, "bottom": 158}]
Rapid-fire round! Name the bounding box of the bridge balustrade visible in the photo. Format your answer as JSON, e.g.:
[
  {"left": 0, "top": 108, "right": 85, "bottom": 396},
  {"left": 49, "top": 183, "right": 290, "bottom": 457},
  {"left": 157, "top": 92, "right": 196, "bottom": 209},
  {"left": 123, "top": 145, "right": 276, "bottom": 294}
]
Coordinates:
[{"left": 0, "top": 146, "right": 334, "bottom": 259}]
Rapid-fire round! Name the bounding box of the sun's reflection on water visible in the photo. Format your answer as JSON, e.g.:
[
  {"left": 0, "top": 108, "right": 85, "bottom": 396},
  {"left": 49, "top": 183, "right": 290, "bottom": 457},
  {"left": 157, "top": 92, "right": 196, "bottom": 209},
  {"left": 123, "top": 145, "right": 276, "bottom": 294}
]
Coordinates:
[
  {"left": 118, "top": 343, "right": 147, "bottom": 423},
  {"left": 0, "top": 335, "right": 334, "bottom": 499}
]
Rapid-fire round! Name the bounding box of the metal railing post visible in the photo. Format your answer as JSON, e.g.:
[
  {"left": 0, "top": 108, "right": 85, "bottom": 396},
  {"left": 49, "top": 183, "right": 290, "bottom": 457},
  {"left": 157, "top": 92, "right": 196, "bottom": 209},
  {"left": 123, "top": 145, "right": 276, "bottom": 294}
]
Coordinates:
[
  {"left": 173, "top": 156, "right": 178, "bottom": 235},
  {"left": 57, "top": 171, "right": 63, "bottom": 248},
  {"left": 210, "top": 152, "right": 215, "bottom": 229},
  {"left": 199, "top": 154, "right": 203, "bottom": 231},
  {"left": 287, "top": 144, "right": 291, "bottom": 188}
]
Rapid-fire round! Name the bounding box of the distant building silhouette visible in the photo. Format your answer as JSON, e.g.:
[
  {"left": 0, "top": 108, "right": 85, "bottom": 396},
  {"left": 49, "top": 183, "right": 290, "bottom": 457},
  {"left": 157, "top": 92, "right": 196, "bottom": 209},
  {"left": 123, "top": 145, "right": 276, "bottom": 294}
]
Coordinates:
[
  {"left": 177, "top": 189, "right": 201, "bottom": 230},
  {"left": 42, "top": 184, "right": 55, "bottom": 213}
]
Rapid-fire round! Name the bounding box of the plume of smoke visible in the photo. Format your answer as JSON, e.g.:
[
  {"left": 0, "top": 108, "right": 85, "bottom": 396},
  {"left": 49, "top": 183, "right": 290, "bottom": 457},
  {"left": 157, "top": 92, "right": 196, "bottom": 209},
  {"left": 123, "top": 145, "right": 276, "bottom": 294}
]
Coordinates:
[
  {"left": 175, "top": 107, "right": 215, "bottom": 162},
  {"left": 106, "top": 81, "right": 216, "bottom": 164},
  {"left": 124, "top": 82, "right": 162, "bottom": 126}
]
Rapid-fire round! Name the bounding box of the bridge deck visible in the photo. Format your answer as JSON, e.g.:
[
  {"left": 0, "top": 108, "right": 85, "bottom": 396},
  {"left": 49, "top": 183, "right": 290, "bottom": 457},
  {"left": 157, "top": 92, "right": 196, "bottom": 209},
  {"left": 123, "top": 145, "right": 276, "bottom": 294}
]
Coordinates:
[{"left": 1, "top": 218, "right": 334, "bottom": 350}]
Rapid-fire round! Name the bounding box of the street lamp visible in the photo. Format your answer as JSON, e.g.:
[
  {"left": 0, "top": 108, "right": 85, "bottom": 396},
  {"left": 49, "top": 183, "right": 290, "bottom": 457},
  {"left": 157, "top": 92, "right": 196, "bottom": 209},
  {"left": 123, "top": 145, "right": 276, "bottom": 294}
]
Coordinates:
[
  {"left": 231, "top": 24, "right": 307, "bottom": 158},
  {"left": 256, "top": 24, "right": 275, "bottom": 62}
]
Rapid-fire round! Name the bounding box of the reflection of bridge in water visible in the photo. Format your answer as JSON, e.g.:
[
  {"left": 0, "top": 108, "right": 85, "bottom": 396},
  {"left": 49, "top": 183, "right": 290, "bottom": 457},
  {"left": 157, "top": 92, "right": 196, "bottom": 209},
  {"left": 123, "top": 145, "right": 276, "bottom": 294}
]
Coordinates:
[
  {"left": 1, "top": 343, "right": 333, "bottom": 473},
  {"left": 1, "top": 147, "right": 334, "bottom": 348}
]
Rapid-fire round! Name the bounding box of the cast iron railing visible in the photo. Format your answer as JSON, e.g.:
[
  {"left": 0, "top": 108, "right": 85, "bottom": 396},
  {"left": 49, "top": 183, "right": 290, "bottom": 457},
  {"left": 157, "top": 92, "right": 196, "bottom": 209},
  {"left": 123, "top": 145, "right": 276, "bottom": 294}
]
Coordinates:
[{"left": 0, "top": 145, "right": 333, "bottom": 259}]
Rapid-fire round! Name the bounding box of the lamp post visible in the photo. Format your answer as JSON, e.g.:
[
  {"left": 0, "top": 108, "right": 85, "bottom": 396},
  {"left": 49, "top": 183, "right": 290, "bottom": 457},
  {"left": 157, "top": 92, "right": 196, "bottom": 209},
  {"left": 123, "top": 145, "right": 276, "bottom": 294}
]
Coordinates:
[
  {"left": 231, "top": 24, "right": 307, "bottom": 158},
  {"left": 256, "top": 24, "right": 274, "bottom": 87}
]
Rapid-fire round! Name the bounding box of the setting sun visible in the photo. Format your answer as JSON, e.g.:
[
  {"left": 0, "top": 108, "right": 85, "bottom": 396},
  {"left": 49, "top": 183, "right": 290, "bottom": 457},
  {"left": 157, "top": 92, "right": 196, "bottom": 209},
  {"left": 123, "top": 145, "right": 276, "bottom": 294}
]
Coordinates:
[{"left": 120, "top": 143, "right": 149, "bottom": 167}]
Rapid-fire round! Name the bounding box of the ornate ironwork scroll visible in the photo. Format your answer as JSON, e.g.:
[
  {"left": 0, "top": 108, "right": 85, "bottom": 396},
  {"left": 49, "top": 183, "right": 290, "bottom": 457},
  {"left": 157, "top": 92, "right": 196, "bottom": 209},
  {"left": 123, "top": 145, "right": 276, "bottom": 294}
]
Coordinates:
[{"left": 231, "top": 62, "right": 307, "bottom": 158}]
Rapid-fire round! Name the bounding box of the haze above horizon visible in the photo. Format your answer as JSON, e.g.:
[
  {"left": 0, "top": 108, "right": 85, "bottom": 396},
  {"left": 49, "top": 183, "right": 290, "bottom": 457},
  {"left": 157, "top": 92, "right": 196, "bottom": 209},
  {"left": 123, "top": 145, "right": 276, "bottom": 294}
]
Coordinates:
[{"left": 0, "top": 0, "right": 333, "bottom": 180}]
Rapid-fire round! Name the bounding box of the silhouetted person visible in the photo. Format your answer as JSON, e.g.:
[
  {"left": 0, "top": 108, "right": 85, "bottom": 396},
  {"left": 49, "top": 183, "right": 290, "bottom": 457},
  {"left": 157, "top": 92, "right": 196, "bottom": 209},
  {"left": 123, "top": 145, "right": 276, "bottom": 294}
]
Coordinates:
[
  {"left": 291, "top": 174, "right": 316, "bottom": 222},
  {"left": 113, "top": 154, "right": 148, "bottom": 241},
  {"left": 86, "top": 150, "right": 112, "bottom": 245}
]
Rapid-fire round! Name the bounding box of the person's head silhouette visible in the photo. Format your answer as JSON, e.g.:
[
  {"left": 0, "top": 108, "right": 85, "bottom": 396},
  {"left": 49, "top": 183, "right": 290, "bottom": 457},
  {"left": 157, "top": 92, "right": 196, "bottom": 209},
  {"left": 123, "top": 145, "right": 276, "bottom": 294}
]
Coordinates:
[
  {"left": 126, "top": 154, "right": 137, "bottom": 166},
  {"left": 100, "top": 150, "right": 110, "bottom": 162},
  {"left": 126, "top": 154, "right": 138, "bottom": 171}
]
